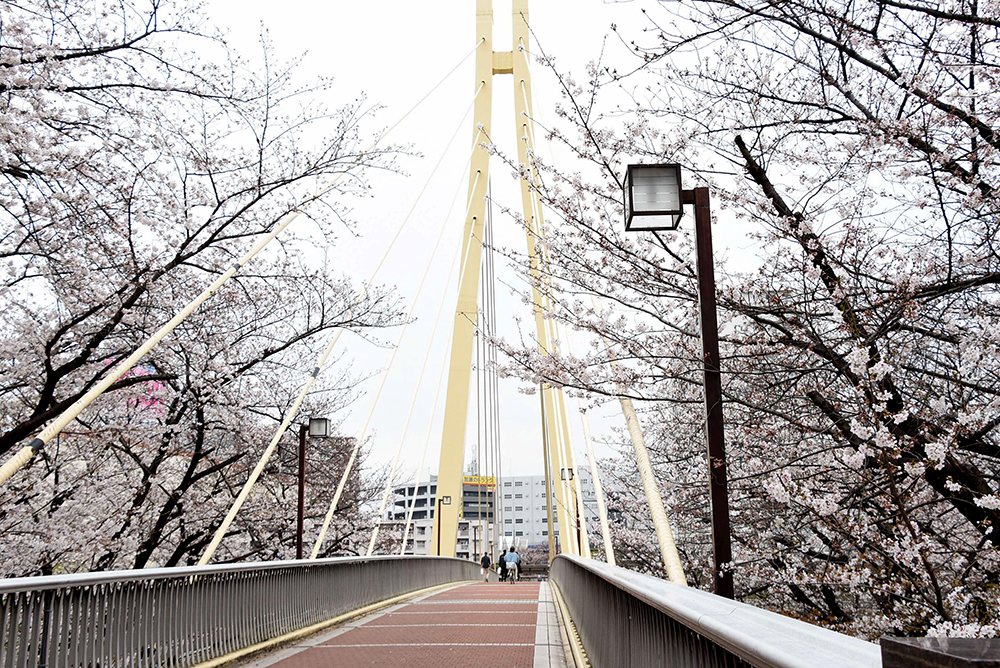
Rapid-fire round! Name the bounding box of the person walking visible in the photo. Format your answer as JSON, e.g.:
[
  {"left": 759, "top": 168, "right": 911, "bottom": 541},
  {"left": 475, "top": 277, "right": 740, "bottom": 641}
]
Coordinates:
[
  {"left": 497, "top": 550, "right": 509, "bottom": 582},
  {"left": 480, "top": 551, "right": 492, "bottom": 582},
  {"left": 503, "top": 546, "right": 520, "bottom": 584}
]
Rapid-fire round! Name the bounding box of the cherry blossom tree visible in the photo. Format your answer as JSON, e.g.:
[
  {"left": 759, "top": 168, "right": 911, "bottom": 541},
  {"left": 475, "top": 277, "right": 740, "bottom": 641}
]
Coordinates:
[
  {"left": 0, "top": 0, "right": 404, "bottom": 574},
  {"left": 492, "top": 0, "right": 1000, "bottom": 638}
]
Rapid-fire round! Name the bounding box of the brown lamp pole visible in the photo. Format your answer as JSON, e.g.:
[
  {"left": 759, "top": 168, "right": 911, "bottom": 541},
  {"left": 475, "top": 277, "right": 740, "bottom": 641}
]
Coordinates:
[
  {"left": 685, "top": 187, "right": 734, "bottom": 599},
  {"left": 296, "top": 417, "right": 330, "bottom": 560},
  {"left": 623, "top": 165, "right": 734, "bottom": 599},
  {"left": 296, "top": 424, "right": 307, "bottom": 559}
]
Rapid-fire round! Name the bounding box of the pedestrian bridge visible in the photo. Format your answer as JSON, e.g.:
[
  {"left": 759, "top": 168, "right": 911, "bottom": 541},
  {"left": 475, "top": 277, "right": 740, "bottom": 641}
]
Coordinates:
[{"left": 0, "top": 555, "right": 882, "bottom": 668}]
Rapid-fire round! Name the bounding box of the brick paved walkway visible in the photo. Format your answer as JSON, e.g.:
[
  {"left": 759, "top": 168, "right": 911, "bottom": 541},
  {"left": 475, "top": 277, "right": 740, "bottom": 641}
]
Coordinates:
[{"left": 241, "top": 581, "right": 569, "bottom": 668}]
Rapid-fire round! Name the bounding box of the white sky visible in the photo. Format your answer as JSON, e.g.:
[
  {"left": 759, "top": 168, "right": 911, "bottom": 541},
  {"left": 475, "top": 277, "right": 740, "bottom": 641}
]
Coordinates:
[{"left": 202, "top": 0, "right": 693, "bottom": 480}]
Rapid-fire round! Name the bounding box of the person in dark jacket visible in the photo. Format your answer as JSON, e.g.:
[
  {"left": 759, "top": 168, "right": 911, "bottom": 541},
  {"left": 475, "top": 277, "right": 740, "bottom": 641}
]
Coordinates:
[
  {"left": 497, "top": 550, "right": 509, "bottom": 582},
  {"left": 480, "top": 552, "right": 492, "bottom": 582}
]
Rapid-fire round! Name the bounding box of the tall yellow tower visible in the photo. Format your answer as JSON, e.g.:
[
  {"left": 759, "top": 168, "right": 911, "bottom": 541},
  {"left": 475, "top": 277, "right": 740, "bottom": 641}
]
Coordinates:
[{"left": 434, "top": 0, "right": 580, "bottom": 559}]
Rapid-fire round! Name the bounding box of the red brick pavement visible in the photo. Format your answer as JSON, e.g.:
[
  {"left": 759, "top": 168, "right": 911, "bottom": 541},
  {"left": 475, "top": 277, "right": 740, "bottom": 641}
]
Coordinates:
[
  {"left": 423, "top": 590, "right": 539, "bottom": 600},
  {"left": 401, "top": 602, "right": 537, "bottom": 612},
  {"left": 321, "top": 624, "right": 536, "bottom": 645},
  {"left": 267, "top": 645, "right": 534, "bottom": 667},
  {"left": 377, "top": 611, "right": 536, "bottom": 625},
  {"left": 261, "top": 582, "right": 543, "bottom": 668}
]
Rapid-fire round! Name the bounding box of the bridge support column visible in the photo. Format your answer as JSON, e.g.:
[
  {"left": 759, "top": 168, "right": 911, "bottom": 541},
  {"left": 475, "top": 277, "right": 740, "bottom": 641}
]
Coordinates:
[
  {"left": 512, "top": 0, "right": 578, "bottom": 556},
  {"left": 434, "top": 0, "right": 493, "bottom": 557}
]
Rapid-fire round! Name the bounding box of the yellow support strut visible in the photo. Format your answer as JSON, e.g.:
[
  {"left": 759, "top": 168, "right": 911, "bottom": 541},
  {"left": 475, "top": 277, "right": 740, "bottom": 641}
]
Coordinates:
[{"left": 434, "top": 2, "right": 494, "bottom": 557}]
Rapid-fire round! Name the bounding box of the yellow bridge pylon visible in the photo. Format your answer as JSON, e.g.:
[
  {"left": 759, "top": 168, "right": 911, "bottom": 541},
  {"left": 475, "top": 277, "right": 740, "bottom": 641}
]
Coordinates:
[{"left": 434, "top": 0, "right": 584, "bottom": 560}]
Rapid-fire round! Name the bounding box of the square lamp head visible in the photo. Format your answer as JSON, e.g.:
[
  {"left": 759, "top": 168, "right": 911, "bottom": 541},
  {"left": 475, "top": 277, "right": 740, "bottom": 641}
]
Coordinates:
[
  {"left": 308, "top": 417, "right": 330, "bottom": 438},
  {"left": 624, "top": 163, "right": 683, "bottom": 232},
  {"left": 440, "top": 495, "right": 452, "bottom": 505}
]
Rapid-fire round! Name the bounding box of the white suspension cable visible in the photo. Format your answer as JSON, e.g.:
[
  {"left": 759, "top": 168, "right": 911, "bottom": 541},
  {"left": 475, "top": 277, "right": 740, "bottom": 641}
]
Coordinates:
[
  {"left": 0, "top": 39, "right": 485, "bottom": 490},
  {"left": 196, "top": 76, "right": 485, "bottom": 566},
  {"left": 394, "top": 154, "right": 475, "bottom": 556},
  {"left": 562, "top": 324, "right": 616, "bottom": 566},
  {"left": 399, "top": 319, "right": 457, "bottom": 554},
  {"left": 311, "top": 160, "right": 486, "bottom": 559},
  {"left": 578, "top": 406, "right": 616, "bottom": 566},
  {"left": 520, "top": 104, "right": 681, "bottom": 578},
  {"left": 365, "top": 214, "right": 463, "bottom": 556},
  {"left": 590, "top": 296, "right": 686, "bottom": 584}
]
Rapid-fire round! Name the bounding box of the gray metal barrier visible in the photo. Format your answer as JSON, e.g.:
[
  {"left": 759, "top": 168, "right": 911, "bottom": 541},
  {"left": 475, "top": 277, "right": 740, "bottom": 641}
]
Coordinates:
[
  {"left": 551, "top": 554, "right": 882, "bottom": 668},
  {"left": 0, "top": 555, "right": 481, "bottom": 668}
]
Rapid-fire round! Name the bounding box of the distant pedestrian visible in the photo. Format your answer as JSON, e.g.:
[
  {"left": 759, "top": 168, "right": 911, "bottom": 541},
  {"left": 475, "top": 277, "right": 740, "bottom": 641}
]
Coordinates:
[
  {"left": 497, "top": 551, "right": 509, "bottom": 582},
  {"left": 504, "top": 546, "right": 521, "bottom": 583},
  {"left": 480, "top": 552, "right": 492, "bottom": 582}
]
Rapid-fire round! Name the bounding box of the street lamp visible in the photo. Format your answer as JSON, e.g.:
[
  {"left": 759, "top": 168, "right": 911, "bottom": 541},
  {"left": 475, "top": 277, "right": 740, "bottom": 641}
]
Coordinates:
[
  {"left": 435, "top": 495, "right": 452, "bottom": 556},
  {"left": 622, "top": 163, "right": 734, "bottom": 600},
  {"left": 308, "top": 417, "right": 330, "bottom": 438},
  {"left": 623, "top": 163, "right": 683, "bottom": 231},
  {"left": 297, "top": 417, "right": 331, "bottom": 559}
]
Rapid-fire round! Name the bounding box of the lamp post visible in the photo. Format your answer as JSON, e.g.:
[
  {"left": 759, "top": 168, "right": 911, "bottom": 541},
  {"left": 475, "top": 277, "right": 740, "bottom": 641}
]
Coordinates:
[
  {"left": 297, "top": 417, "right": 330, "bottom": 559},
  {"left": 435, "top": 495, "right": 452, "bottom": 556},
  {"left": 623, "top": 163, "right": 734, "bottom": 599}
]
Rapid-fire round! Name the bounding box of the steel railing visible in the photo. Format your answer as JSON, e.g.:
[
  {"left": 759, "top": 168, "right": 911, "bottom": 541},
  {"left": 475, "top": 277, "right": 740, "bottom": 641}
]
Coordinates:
[
  {"left": 551, "top": 554, "right": 882, "bottom": 668},
  {"left": 0, "top": 555, "right": 481, "bottom": 668}
]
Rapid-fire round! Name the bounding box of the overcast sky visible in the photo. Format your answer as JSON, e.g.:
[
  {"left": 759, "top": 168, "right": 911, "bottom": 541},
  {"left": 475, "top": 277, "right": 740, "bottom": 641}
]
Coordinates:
[{"left": 202, "top": 0, "right": 675, "bottom": 481}]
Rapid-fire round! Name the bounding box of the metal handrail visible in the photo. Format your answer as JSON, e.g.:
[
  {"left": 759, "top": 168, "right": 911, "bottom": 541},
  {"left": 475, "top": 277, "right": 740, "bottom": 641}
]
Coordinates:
[
  {"left": 1, "top": 555, "right": 480, "bottom": 668},
  {"left": 0, "top": 554, "right": 452, "bottom": 593},
  {"left": 551, "top": 554, "right": 881, "bottom": 668}
]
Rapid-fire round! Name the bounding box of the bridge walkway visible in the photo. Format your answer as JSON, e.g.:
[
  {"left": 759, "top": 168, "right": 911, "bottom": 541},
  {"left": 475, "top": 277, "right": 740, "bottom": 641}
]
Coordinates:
[{"left": 239, "top": 581, "right": 570, "bottom": 668}]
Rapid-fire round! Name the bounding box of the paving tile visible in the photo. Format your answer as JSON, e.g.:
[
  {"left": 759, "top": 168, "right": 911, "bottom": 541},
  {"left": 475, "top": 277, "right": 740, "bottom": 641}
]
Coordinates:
[
  {"left": 322, "top": 624, "right": 536, "bottom": 645},
  {"left": 405, "top": 602, "right": 538, "bottom": 612},
  {"left": 376, "top": 611, "right": 537, "bottom": 625},
  {"left": 266, "top": 645, "right": 535, "bottom": 667},
  {"left": 239, "top": 580, "right": 568, "bottom": 668}
]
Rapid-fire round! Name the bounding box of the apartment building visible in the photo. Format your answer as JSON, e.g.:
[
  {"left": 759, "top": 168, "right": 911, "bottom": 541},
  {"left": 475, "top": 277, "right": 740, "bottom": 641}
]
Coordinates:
[
  {"left": 496, "top": 471, "right": 599, "bottom": 548},
  {"left": 390, "top": 475, "right": 495, "bottom": 558},
  {"left": 390, "top": 470, "right": 601, "bottom": 556}
]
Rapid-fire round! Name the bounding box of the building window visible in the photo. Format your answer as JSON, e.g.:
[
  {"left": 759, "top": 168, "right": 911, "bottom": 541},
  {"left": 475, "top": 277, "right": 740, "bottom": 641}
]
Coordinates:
[
  {"left": 515, "top": 506, "right": 523, "bottom": 512},
  {"left": 505, "top": 519, "right": 512, "bottom": 524},
  {"left": 516, "top": 531, "right": 524, "bottom": 536},
  {"left": 515, "top": 481, "right": 522, "bottom": 486},
  {"left": 515, "top": 494, "right": 523, "bottom": 499},
  {"left": 515, "top": 519, "right": 523, "bottom": 524},
  {"left": 504, "top": 494, "right": 512, "bottom": 499},
  {"left": 542, "top": 517, "right": 547, "bottom": 523},
  {"left": 505, "top": 531, "right": 513, "bottom": 537},
  {"left": 504, "top": 481, "right": 512, "bottom": 487},
  {"left": 542, "top": 531, "right": 548, "bottom": 536},
  {"left": 504, "top": 506, "right": 512, "bottom": 512}
]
